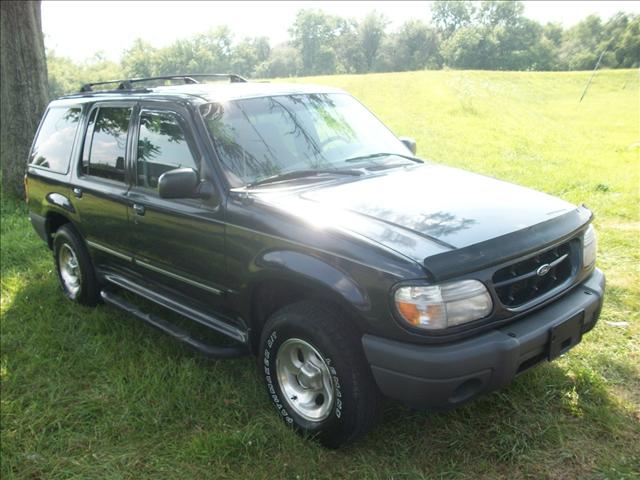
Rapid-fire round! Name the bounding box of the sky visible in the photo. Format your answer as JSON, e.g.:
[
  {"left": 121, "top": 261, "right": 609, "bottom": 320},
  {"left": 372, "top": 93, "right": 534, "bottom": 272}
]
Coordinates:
[{"left": 41, "top": 1, "right": 640, "bottom": 62}]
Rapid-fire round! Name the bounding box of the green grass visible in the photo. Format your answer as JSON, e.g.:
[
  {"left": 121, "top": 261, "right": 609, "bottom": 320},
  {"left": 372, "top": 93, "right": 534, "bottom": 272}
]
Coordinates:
[{"left": 2, "top": 69, "right": 639, "bottom": 479}]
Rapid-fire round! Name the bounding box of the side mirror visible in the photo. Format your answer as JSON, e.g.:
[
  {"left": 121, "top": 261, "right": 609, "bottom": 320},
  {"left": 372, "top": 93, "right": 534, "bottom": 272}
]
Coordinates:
[
  {"left": 399, "top": 137, "right": 417, "bottom": 155},
  {"left": 158, "top": 168, "right": 200, "bottom": 199}
]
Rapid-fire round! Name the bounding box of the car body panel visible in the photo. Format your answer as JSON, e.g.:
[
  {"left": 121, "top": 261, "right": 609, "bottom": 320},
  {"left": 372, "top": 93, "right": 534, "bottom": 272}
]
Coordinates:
[
  {"left": 222, "top": 195, "right": 426, "bottom": 340},
  {"left": 26, "top": 83, "right": 601, "bottom": 351},
  {"left": 297, "top": 163, "right": 576, "bottom": 252}
]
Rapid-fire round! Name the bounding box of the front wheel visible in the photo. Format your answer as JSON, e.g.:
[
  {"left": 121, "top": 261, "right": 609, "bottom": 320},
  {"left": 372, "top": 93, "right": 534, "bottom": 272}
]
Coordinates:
[{"left": 259, "top": 301, "right": 381, "bottom": 448}]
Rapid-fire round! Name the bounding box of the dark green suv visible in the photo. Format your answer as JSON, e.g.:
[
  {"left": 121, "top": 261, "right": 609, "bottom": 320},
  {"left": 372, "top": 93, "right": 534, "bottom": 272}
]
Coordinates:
[{"left": 26, "top": 74, "right": 605, "bottom": 448}]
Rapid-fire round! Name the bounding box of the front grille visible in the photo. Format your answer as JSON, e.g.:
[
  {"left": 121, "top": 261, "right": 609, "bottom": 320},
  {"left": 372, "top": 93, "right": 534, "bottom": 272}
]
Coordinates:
[{"left": 493, "top": 242, "right": 573, "bottom": 308}]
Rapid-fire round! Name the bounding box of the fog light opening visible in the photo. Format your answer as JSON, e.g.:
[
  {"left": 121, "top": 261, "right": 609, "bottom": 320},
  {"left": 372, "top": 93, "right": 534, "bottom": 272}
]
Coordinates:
[{"left": 449, "top": 378, "right": 483, "bottom": 404}]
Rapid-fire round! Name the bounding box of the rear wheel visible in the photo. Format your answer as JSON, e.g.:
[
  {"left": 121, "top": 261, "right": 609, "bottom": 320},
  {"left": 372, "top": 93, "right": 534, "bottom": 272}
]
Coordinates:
[
  {"left": 53, "top": 224, "right": 99, "bottom": 306},
  {"left": 259, "top": 301, "right": 381, "bottom": 448}
]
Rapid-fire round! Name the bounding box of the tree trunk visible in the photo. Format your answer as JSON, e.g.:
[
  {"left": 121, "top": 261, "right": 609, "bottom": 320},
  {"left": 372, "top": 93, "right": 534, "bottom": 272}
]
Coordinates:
[{"left": 1, "top": 1, "right": 49, "bottom": 199}]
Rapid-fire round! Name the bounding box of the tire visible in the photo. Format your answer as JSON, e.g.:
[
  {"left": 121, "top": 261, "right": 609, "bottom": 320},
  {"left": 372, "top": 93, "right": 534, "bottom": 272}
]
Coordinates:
[
  {"left": 259, "top": 301, "right": 381, "bottom": 448},
  {"left": 53, "top": 224, "right": 100, "bottom": 306}
]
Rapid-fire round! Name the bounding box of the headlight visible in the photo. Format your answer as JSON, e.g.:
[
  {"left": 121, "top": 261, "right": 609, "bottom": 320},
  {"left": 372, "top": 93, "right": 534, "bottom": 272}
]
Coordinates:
[
  {"left": 394, "top": 280, "right": 493, "bottom": 330},
  {"left": 583, "top": 224, "right": 597, "bottom": 269}
]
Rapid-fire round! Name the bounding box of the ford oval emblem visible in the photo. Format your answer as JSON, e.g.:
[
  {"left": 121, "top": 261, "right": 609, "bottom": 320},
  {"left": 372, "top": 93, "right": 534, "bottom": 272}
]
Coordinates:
[{"left": 536, "top": 264, "right": 551, "bottom": 276}]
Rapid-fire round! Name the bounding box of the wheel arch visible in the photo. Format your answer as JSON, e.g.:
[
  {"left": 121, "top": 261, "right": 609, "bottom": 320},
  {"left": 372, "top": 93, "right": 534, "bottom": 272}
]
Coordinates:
[
  {"left": 44, "top": 210, "right": 74, "bottom": 249},
  {"left": 246, "top": 250, "right": 373, "bottom": 353}
]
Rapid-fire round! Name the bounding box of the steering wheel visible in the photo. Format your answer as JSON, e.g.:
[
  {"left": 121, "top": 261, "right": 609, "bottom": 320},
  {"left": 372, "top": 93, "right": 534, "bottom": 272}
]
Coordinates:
[{"left": 319, "top": 135, "right": 350, "bottom": 149}]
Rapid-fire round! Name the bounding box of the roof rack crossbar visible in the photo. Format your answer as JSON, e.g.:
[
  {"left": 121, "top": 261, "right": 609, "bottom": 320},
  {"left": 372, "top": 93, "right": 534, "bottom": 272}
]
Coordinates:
[
  {"left": 176, "top": 74, "right": 248, "bottom": 83},
  {"left": 79, "top": 73, "right": 247, "bottom": 93}
]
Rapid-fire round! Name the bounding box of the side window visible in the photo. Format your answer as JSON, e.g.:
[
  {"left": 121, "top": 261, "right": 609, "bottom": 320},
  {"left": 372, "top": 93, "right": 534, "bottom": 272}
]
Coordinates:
[
  {"left": 81, "top": 106, "right": 132, "bottom": 182},
  {"left": 30, "top": 107, "right": 81, "bottom": 173},
  {"left": 136, "top": 110, "right": 198, "bottom": 189}
]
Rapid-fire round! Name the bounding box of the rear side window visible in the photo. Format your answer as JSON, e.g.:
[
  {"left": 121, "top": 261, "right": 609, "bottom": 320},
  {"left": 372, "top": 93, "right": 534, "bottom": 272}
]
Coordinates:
[
  {"left": 81, "top": 106, "right": 132, "bottom": 182},
  {"left": 29, "top": 107, "right": 81, "bottom": 173},
  {"left": 136, "top": 110, "right": 198, "bottom": 189}
]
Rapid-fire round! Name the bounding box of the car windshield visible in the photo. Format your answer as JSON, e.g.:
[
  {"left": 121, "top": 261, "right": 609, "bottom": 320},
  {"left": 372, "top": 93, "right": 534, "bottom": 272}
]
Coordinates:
[{"left": 200, "top": 93, "right": 411, "bottom": 187}]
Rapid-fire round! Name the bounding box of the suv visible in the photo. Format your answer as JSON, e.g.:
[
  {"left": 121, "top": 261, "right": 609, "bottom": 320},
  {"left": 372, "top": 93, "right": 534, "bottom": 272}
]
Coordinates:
[{"left": 26, "top": 74, "right": 605, "bottom": 448}]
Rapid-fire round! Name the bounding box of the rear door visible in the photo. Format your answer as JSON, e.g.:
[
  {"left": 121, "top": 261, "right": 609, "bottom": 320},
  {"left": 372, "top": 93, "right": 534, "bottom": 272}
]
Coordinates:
[
  {"left": 70, "top": 102, "right": 135, "bottom": 269},
  {"left": 126, "top": 102, "right": 229, "bottom": 313}
]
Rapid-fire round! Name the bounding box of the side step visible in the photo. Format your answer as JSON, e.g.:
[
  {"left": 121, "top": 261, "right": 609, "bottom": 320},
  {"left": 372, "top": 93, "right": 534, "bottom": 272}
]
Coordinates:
[
  {"left": 103, "top": 273, "right": 248, "bottom": 344},
  {"left": 100, "top": 290, "right": 248, "bottom": 359}
]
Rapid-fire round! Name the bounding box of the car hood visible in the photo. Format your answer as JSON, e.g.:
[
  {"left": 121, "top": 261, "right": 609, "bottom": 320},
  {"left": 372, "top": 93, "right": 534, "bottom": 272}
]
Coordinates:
[{"left": 256, "top": 164, "right": 577, "bottom": 263}]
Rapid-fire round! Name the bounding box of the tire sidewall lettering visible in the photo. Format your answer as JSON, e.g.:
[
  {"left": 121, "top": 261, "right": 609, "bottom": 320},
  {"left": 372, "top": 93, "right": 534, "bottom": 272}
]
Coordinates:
[
  {"left": 325, "top": 358, "right": 343, "bottom": 419},
  {"left": 263, "top": 329, "right": 295, "bottom": 426}
]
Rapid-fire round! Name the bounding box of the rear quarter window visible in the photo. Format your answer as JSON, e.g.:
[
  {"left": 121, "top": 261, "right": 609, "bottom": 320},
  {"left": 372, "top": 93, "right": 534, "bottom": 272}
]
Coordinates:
[{"left": 30, "top": 107, "right": 81, "bottom": 173}]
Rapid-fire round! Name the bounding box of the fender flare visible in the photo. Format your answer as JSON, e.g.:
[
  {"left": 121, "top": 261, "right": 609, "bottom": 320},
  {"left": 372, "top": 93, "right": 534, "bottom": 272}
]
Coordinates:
[
  {"left": 43, "top": 208, "right": 76, "bottom": 249},
  {"left": 254, "top": 249, "right": 371, "bottom": 310}
]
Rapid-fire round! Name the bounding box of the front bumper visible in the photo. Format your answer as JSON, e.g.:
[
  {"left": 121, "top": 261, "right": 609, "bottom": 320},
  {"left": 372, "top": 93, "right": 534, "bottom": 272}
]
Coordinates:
[{"left": 362, "top": 268, "right": 605, "bottom": 409}]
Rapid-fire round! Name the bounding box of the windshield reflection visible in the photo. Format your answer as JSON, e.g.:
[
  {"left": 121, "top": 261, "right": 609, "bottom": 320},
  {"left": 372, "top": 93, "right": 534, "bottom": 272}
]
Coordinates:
[{"left": 201, "top": 93, "right": 407, "bottom": 187}]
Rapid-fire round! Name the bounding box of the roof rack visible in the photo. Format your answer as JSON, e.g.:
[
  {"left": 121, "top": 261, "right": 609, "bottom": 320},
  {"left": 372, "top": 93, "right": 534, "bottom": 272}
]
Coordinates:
[{"left": 79, "top": 74, "right": 248, "bottom": 93}]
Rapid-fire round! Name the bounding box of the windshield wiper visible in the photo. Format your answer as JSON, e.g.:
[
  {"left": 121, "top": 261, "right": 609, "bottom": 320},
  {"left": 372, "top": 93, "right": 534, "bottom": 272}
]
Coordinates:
[
  {"left": 245, "top": 169, "right": 363, "bottom": 188},
  {"left": 343, "top": 152, "right": 419, "bottom": 163}
]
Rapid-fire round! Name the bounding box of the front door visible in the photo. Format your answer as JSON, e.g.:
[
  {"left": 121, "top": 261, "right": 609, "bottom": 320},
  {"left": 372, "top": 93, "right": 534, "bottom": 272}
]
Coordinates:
[{"left": 127, "top": 103, "right": 229, "bottom": 315}]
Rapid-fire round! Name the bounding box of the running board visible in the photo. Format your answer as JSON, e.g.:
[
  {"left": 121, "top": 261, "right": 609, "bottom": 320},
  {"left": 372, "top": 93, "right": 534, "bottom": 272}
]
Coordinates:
[
  {"left": 103, "top": 273, "right": 248, "bottom": 344},
  {"left": 100, "top": 290, "right": 248, "bottom": 359}
]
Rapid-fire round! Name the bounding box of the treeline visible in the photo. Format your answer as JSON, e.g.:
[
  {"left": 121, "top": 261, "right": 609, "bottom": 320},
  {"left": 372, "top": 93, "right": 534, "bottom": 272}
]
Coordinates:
[{"left": 48, "top": 1, "right": 639, "bottom": 98}]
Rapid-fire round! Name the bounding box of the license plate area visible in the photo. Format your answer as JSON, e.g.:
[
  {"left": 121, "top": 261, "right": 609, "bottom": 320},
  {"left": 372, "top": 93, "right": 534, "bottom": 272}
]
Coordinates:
[{"left": 549, "top": 312, "right": 584, "bottom": 360}]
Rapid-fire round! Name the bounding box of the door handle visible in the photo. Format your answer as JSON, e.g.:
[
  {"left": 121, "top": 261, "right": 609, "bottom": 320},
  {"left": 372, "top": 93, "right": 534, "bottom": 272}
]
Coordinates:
[
  {"left": 72, "top": 187, "right": 82, "bottom": 198},
  {"left": 132, "top": 203, "right": 146, "bottom": 216}
]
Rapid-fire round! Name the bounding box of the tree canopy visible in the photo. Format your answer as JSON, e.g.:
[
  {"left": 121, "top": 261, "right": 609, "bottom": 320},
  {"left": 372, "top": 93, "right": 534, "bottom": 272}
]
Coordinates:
[{"left": 43, "top": 2, "right": 640, "bottom": 98}]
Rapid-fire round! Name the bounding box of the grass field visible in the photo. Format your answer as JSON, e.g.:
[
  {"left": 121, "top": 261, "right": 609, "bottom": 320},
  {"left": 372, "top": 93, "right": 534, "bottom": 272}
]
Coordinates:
[{"left": 2, "top": 69, "right": 639, "bottom": 479}]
